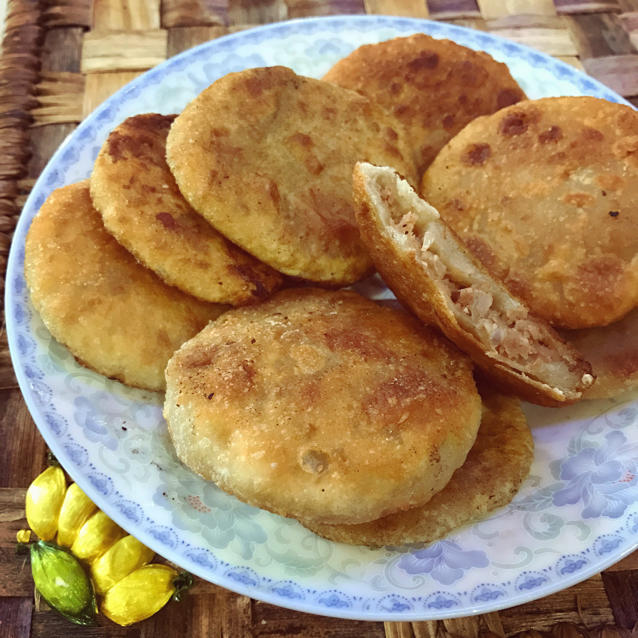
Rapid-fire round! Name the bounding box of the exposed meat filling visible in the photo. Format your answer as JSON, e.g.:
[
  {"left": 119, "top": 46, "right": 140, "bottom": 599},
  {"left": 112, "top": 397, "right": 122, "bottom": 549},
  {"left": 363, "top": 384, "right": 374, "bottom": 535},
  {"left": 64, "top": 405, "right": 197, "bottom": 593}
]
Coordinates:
[
  {"left": 422, "top": 250, "right": 557, "bottom": 376},
  {"left": 388, "top": 203, "right": 557, "bottom": 376}
]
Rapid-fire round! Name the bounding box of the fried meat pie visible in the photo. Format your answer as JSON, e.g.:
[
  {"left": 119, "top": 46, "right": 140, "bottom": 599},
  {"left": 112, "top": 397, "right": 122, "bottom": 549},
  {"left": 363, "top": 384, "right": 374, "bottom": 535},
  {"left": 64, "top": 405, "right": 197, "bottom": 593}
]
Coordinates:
[
  {"left": 164, "top": 288, "right": 481, "bottom": 525},
  {"left": 352, "top": 163, "right": 593, "bottom": 406}
]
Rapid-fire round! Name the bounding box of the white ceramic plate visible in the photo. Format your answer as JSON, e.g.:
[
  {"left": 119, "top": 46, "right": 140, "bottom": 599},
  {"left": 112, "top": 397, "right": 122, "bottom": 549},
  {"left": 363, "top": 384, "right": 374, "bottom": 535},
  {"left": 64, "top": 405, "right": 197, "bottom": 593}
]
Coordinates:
[{"left": 6, "top": 15, "right": 638, "bottom": 621}]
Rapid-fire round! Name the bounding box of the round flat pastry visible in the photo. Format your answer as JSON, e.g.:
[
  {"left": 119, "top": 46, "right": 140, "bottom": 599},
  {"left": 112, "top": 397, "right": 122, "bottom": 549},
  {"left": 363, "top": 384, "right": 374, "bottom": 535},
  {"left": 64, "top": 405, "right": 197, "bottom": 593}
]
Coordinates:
[
  {"left": 352, "top": 163, "right": 593, "bottom": 407},
  {"left": 561, "top": 307, "right": 638, "bottom": 400},
  {"left": 323, "top": 33, "right": 526, "bottom": 176},
  {"left": 164, "top": 288, "right": 481, "bottom": 525},
  {"left": 24, "top": 181, "right": 226, "bottom": 392},
  {"left": 303, "top": 388, "right": 533, "bottom": 547},
  {"left": 165, "top": 66, "right": 418, "bottom": 285},
  {"left": 90, "top": 113, "right": 283, "bottom": 305},
  {"left": 421, "top": 96, "right": 638, "bottom": 329}
]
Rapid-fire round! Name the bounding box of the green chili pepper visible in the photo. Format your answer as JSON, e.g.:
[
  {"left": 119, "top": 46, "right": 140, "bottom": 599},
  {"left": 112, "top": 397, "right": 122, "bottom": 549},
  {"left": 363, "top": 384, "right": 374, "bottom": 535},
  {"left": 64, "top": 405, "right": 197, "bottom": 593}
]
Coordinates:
[{"left": 30, "top": 540, "right": 97, "bottom": 626}]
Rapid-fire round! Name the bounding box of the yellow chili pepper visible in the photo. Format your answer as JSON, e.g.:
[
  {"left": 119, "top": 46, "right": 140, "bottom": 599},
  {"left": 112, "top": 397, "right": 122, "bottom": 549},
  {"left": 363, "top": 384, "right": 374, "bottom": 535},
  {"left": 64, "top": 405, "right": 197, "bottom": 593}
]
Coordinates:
[
  {"left": 23, "top": 466, "right": 193, "bottom": 627},
  {"left": 56, "top": 483, "right": 97, "bottom": 548},
  {"left": 71, "top": 511, "right": 124, "bottom": 563},
  {"left": 90, "top": 535, "right": 155, "bottom": 595},
  {"left": 100, "top": 564, "right": 178, "bottom": 626},
  {"left": 25, "top": 466, "right": 66, "bottom": 541}
]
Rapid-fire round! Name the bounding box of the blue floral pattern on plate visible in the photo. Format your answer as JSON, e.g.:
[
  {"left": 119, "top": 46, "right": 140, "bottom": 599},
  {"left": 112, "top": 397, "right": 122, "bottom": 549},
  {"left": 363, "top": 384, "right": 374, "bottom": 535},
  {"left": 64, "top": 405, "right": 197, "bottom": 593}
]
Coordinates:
[{"left": 5, "top": 15, "right": 638, "bottom": 621}]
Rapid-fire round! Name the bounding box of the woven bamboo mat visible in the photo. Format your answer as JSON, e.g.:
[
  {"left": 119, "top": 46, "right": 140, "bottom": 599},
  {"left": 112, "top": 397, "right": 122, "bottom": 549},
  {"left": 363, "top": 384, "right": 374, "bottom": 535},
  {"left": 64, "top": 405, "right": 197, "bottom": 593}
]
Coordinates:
[{"left": 1, "top": 1, "right": 638, "bottom": 637}]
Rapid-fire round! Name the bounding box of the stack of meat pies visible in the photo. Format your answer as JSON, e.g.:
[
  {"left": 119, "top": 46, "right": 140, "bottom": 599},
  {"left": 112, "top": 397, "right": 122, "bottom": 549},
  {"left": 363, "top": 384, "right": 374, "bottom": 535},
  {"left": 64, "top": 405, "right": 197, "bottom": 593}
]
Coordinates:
[{"left": 25, "top": 32, "right": 638, "bottom": 549}]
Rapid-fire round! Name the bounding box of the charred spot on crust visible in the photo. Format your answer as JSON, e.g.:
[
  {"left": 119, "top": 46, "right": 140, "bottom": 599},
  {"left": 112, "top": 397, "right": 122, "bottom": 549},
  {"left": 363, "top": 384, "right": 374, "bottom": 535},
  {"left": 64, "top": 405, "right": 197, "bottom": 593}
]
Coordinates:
[
  {"left": 407, "top": 51, "right": 439, "bottom": 71},
  {"left": 609, "top": 210, "right": 620, "bottom": 217},
  {"left": 499, "top": 112, "right": 530, "bottom": 137},
  {"left": 496, "top": 88, "right": 524, "bottom": 109},
  {"left": 462, "top": 143, "right": 491, "bottom": 166},
  {"left": 228, "top": 264, "right": 270, "bottom": 300},
  {"left": 286, "top": 132, "right": 324, "bottom": 175},
  {"left": 324, "top": 328, "right": 391, "bottom": 361},
  {"left": 450, "top": 198, "right": 466, "bottom": 211},
  {"left": 442, "top": 114, "right": 455, "bottom": 131},
  {"left": 156, "top": 212, "right": 179, "bottom": 230},
  {"left": 107, "top": 114, "right": 174, "bottom": 162},
  {"left": 288, "top": 132, "right": 313, "bottom": 147},
  {"left": 603, "top": 350, "right": 638, "bottom": 377},
  {"left": 582, "top": 126, "right": 604, "bottom": 141},
  {"left": 181, "top": 344, "right": 221, "bottom": 369},
  {"left": 576, "top": 255, "right": 624, "bottom": 300},
  {"left": 242, "top": 73, "right": 274, "bottom": 97},
  {"left": 268, "top": 180, "right": 280, "bottom": 208},
  {"left": 385, "top": 127, "right": 398, "bottom": 142},
  {"left": 364, "top": 369, "right": 451, "bottom": 428},
  {"left": 464, "top": 235, "right": 501, "bottom": 275},
  {"left": 106, "top": 131, "right": 136, "bottom": 162},
  {"left": 137, "top": 113, "right": 176, "bottom": 130},
  {"left": 538, "top": 126, "right": 563, "bottom": 144},
  {"left": 393, "top": 104, "right": 411, "bottom": 119}
]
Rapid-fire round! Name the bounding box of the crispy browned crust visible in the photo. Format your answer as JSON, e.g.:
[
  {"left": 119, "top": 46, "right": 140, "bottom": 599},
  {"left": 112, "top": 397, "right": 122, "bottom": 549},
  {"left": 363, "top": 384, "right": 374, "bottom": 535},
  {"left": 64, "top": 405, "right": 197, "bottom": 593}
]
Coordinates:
[
  {"left": 421, "top": 96, "right": 638, "bottom": 329},
  {"left": 24, "top": 181, "right": 227, "bottom": 392},
  {"left": 323, "top": 33, "right": 525, "bottom": 176},
  {"left": 352, "top": 163, "right": 593, "bottom": 407},
  {"left": 166, "top": 66, "right": 417, "bottom": 285},
  {"left": 303, "top": 387, "right": 534, "bottom": 547},
  {"left": 91, "top": 113, "right": 283, "bottom": 306},
  {"left": 164, "top": 287, "right": 481, "bottom": 525}
]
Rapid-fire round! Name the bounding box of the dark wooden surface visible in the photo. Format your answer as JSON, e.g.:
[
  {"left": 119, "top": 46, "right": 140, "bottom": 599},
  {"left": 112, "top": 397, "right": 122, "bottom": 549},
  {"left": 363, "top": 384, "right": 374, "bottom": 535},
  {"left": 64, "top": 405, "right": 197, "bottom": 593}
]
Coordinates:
[{"left": 1, "top": 1, "right": 637, "bottom": 636}]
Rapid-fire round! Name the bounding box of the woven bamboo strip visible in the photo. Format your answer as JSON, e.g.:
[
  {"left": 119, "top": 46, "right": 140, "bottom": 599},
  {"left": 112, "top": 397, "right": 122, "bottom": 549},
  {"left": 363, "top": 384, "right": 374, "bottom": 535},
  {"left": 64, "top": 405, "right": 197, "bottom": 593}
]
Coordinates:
[
  {"left": 487, "top": 25, "right": 579, "bottom": 54},
  {"left": 555, "top": 0, "right": 622, "bottom": 13},
  {"left": 92, "top": 0, "right": 161, "bottom": 30},
  {"left": 443, "top": 617, "right": 484, "bottom": 637},
  {"left": 556, "top": 54, "right": 585, "bottom": 65},
  {"left": 81, "top": 29, "right": 168, "bottom": 72},
  {"left": 618, "top": 9, "right": 638, "bottom": 41},
  {"left": 583, "top": 52, "right": 638, "bottom": 94},
  {"left": 384, "top": 621, "right": 415, "bottom": 638},
  {"left": 364, "top": 0, "right": 430, "bottom": 17},
  {"left": 41, "top": 27, "right": 84, "bottom": 72},
  {"left": 167, "top": 24, "right": 248, "bottom": 56},
  {"left": 606, "top": 550, "right": 638, "bottom": 572},
  {"left": 162, "top": 0, "right": 229, "bottom": 28},
  {"left": 427, "top": 0, "right": 481, "bottom": 19},
  {"left": 41, "top": 0, "right": 91, "bottom": 27},
  {"left": 478, "top": 0, "right": 558, "bottom": 19},
  {"left": 412, "top": 622, "right": 440, "bottom": 638},
  {"left": 31, "top": 71, "right": 84, "bottom": 126},
  {"left": 286, "top": 0, "right": 367, "bottom": 19},
  {"left": 82, "top": 70, "right": 143, "bottom": 116},
  {"left": 485, "top": 14, "right": 568, "bottom": 27},
  {"left": 0, "top": 0, "right": 40, "bottom": 302},
  {"left": 227, "top": 0, "right": 288, "bottom": 24},
  {"left": 567, "top": 12, "right": 635, "bottom": 57}
]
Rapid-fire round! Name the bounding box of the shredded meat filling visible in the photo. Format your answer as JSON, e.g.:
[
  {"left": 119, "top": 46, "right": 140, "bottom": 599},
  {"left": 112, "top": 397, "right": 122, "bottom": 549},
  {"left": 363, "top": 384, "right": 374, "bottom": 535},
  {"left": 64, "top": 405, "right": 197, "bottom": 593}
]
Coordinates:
[
  {"left": 388, "top": 211, "right": 557, "bottom": 372},
  {"left": 418, "top": 248, "right": 555, "bottom": 369}
]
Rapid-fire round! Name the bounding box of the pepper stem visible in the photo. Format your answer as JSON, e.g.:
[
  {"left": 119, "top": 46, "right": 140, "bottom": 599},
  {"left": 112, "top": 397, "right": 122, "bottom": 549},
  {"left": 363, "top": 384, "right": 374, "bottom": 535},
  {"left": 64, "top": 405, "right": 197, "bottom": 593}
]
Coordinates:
[
  {"left": 172, "top": 571, "right": 194, "bottom": 602},
  {"left": 16, "top": 529, "right": 32, "bottom": 555},
  {"left": 46, "top": 450, "right": 61, "bottom": 467}
]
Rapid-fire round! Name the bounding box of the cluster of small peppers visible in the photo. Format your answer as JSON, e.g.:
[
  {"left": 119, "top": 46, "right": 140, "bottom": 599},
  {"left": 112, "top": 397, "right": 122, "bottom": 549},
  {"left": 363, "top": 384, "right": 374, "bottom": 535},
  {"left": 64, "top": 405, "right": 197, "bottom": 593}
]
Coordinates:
[{"left": 18, "top": 464, "right": 192, "bottom": 626}]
